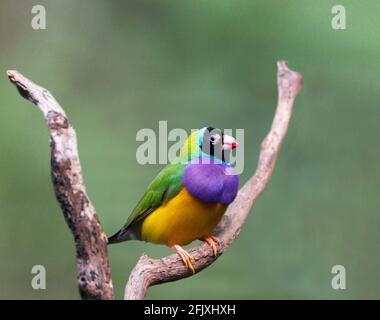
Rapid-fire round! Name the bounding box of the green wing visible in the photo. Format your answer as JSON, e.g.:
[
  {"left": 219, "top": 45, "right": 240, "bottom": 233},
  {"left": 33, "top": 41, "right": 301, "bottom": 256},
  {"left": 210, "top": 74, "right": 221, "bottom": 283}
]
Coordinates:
[
  {"left": 124, "top": 162, "right": 185, "bottom": 228},
  {"left": 108, "top": 162, "right": 185, "bottom": 243}
]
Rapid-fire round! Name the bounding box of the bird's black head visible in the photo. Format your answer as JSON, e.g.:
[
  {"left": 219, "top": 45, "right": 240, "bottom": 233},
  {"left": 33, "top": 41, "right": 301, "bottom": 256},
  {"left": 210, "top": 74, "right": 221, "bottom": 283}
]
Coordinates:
[{"left": 200, "top": 126, "right": 239, "bottom": 163}]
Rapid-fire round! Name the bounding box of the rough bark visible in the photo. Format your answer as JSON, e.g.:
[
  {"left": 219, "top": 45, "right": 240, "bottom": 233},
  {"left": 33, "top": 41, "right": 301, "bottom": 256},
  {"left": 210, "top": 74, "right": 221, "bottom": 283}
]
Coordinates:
[{"left": 7, "top": 71, "right": 114, "bottom": 300}]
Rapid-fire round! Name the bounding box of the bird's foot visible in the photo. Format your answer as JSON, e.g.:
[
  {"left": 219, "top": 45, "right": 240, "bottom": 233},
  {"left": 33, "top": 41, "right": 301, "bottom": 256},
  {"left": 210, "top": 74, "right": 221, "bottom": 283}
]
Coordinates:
[
  {"left": 172, "top": 244, "right": 196, "bottom": 274},
  {"left": 200, "top": 236, "right": 220, "bottom": 257}
]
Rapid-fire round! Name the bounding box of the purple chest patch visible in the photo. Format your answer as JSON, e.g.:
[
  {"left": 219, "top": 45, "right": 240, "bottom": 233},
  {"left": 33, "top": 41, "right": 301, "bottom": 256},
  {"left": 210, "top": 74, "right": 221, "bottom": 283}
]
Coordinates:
[{"left": 182, "top": 160, "right": 239, "bottom": 205}]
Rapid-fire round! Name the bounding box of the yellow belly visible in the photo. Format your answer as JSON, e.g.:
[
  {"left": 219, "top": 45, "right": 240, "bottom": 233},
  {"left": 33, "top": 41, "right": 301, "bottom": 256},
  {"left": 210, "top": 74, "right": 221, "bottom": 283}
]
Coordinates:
[{"left": 140, "top": 188, "right": 227, "bottom": 247}]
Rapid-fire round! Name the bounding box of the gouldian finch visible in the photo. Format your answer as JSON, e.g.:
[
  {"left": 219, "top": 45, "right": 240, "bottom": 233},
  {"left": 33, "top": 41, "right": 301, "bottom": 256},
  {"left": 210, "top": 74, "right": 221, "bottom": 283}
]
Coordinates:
[{"left": 108, "top": 127, "right": 239, "bottom": 273}]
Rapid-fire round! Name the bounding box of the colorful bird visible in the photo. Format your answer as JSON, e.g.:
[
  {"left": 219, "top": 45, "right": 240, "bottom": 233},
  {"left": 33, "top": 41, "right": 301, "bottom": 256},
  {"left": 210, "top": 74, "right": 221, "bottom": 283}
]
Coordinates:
[{"left": 108, "top": 127, "right": 239, "bottom": 273}]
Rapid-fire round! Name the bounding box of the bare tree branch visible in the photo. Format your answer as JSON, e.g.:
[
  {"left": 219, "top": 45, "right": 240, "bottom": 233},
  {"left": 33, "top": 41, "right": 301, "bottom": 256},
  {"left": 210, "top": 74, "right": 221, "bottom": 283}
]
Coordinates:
[
  {"left": 7, "top": 71, "right": 114, "bottom": 300},
  {"left": 124, "top": 60, "right": 303, "bottom": 300},
  {"left": 7, "top": 60, "right": 301, "bottom": 300}
]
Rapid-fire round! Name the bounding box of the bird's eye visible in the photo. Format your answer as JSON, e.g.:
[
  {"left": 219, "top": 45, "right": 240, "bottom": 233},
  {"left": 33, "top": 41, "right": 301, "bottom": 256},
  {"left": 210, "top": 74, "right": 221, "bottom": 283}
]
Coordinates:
[{"left": 210, "top": 134, "right": 220, "bottom": 144}]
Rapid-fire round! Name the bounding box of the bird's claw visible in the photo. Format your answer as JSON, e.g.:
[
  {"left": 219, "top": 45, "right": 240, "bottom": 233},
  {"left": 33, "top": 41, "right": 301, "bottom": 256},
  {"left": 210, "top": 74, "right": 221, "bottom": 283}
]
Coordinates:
[
  {"left": 201, "top": 236, "right": 220, "bottom": 257},
  {"left": 172, "top": 244, "right": 196, "bottom": 274}
]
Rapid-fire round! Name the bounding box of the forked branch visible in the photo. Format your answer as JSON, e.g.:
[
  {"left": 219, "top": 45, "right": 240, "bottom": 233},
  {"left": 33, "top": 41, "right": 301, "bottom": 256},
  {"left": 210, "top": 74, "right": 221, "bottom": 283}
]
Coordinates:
[{"left": 7, "top": 60, "right": 302, "bottom": 300}]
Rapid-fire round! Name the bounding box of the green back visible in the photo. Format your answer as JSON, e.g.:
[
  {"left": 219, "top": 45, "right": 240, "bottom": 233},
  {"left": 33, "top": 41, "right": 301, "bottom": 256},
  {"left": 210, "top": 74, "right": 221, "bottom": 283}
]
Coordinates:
[{"left": 123, "top": 162, "right": 186, "bottom": 229}]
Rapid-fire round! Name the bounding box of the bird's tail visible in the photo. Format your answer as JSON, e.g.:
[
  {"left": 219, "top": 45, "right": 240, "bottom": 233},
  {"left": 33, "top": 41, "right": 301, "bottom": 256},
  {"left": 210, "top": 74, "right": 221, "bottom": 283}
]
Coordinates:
[{"left": 107, "top": 228, "right": 129, "bottom": 244}]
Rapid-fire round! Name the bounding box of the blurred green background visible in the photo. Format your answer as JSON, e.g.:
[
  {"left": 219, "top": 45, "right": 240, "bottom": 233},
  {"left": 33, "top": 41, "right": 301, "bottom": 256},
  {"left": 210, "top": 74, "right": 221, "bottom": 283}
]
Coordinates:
[{"left": 0, "top": 0, "right": 379, "bottom": 299}]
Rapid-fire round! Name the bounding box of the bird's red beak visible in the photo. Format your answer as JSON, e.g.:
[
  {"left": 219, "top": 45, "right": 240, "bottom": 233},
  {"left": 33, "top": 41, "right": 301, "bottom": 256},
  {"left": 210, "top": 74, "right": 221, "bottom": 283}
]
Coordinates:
[{"left": 222, "top": 135, "right": 239, "bottom": 150}]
